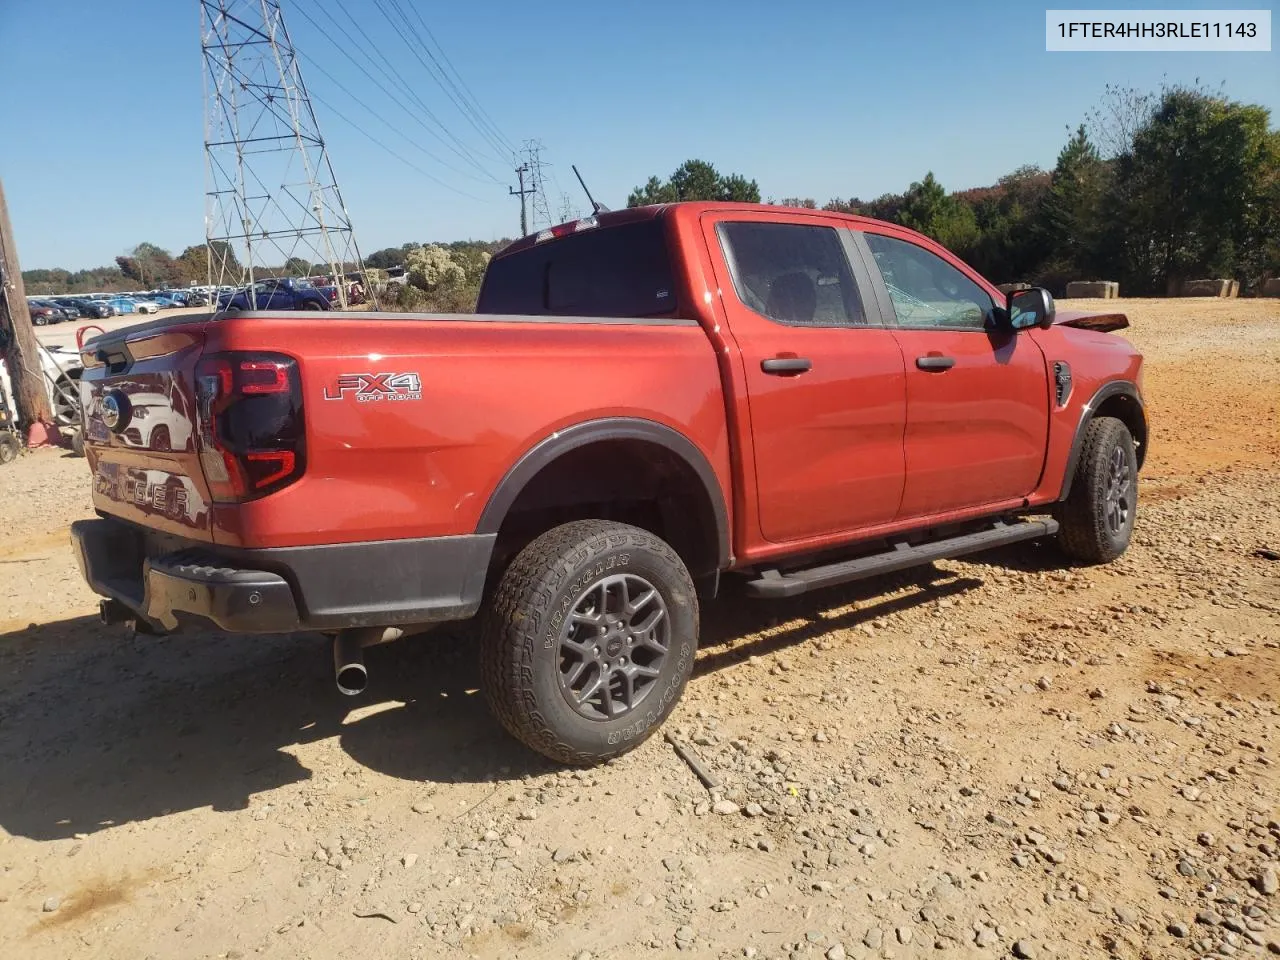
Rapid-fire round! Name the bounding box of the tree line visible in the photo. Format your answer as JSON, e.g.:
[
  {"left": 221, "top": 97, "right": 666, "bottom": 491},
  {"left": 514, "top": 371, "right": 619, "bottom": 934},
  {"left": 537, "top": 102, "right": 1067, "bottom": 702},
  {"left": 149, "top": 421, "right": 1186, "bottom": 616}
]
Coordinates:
[
  {"left": 23, "top": 234, "right": 506, "bottom": 314},
  {"left": 23, "top": 83, "right": 1279, "bottom": 302},
  {"left": 21, "top": 241, "right": 246, "bottom": 295},
  {"left": 628, "top": 84, "right": 1280, "bottom": 296}
]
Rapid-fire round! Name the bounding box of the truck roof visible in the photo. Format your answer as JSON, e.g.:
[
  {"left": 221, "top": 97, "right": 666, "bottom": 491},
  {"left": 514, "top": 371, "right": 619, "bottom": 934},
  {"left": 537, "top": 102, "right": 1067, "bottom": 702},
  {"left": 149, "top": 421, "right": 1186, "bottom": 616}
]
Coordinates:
[{"left": 493, "top": 201, "right": 896, "bottom": 260}]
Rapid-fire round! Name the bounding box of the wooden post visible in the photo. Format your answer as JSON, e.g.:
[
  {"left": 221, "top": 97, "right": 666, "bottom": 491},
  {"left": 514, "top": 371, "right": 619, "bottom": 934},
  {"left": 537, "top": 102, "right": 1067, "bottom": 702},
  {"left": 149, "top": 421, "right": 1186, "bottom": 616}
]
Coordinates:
[{"left": 0, "top": 177, "right": 54, "bottom": 428}]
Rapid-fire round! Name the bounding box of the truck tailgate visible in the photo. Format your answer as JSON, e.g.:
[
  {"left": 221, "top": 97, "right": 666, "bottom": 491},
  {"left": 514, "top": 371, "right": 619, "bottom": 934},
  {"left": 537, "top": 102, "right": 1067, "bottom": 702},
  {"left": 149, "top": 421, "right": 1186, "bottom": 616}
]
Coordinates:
[{"left": 79, "top": 320, "right": 215, "bottom": 539}]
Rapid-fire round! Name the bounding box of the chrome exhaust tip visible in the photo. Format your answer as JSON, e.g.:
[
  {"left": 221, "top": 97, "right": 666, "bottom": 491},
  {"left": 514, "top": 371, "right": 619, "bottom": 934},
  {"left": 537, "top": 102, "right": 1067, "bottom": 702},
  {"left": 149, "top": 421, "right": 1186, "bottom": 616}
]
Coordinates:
[{"left": 333, "top": 631, "right": 368, "bottom": 696}]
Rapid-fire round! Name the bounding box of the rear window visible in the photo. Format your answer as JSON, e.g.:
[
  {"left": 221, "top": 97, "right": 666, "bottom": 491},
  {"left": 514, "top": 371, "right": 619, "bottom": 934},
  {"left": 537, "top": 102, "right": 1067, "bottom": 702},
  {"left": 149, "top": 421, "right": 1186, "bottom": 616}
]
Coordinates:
[{"left": 477, "top": 220, "right": 678, "bottom": 317}]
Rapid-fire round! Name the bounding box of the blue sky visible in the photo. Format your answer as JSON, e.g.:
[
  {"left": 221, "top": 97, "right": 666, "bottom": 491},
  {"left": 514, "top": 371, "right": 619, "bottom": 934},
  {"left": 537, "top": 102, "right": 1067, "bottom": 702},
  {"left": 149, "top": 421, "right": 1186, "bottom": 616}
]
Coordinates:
[{"left": 1, "top": 0, "right": 1276, "bottom": 270}]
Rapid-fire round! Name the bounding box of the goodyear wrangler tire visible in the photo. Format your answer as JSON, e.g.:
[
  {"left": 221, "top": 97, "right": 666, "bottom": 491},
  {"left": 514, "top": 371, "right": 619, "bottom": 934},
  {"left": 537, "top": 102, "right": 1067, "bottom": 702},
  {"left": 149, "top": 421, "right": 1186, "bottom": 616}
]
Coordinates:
[
  {"left": 480, "top": 520, "right": 699, "bottom": 765},
  {"left": 1057, "top": 416, "right": 1138, "bottom": 564}
]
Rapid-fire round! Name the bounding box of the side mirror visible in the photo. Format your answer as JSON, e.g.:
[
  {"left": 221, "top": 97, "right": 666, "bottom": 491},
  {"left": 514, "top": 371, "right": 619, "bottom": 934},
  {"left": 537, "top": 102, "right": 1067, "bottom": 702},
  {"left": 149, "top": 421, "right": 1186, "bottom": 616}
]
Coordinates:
[{"left": 1006, "top": 287, "right": 1055, "bottom": 331}]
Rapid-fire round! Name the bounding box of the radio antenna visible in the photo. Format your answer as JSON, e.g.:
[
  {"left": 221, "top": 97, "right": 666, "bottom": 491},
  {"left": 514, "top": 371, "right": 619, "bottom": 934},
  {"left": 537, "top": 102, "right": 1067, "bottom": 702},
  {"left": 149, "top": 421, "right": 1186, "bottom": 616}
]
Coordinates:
[{"left": 572, "top": 164, "right": 609, "bottom": 215}]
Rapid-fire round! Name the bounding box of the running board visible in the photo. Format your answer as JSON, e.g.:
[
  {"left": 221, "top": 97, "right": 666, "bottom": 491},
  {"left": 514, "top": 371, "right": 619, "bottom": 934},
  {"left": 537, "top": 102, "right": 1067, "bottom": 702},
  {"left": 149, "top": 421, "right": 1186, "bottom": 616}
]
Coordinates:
[{"left": 744, "top": 519, "right": 1060, "bottom": 599}]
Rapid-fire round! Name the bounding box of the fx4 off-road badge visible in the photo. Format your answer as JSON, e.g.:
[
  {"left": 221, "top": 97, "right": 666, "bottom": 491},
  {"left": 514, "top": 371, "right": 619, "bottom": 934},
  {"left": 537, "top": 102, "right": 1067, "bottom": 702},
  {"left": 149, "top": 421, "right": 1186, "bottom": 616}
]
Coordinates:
[{"left": 323, "top": 372, "right": 423, "bottom": 403}]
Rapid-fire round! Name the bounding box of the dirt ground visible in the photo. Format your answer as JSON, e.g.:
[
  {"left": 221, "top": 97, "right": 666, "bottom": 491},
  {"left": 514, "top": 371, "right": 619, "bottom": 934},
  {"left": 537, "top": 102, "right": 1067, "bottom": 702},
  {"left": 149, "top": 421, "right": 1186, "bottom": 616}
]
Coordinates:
[{"left": 2, "top": 298, "right": 1278, "bottom": 960}]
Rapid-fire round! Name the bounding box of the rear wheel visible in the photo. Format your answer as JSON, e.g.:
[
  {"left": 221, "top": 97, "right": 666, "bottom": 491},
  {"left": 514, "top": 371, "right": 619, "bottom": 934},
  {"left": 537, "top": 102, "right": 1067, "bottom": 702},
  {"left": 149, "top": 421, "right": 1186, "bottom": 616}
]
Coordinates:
[
  {"left": 0, "top": 434, "right": 19, "bottom": 465},
  {"left": 480, "top": 520, "right": 699, "bottom": 765},
  {"left": 304, "top": 301, "right": 324, "bottom": 311},
  {"left": 51, "top": 376, "right": 80, "bottom": 427},
  {"left": 1056, "top": 416, "right": 1137, "bottom": 564}
]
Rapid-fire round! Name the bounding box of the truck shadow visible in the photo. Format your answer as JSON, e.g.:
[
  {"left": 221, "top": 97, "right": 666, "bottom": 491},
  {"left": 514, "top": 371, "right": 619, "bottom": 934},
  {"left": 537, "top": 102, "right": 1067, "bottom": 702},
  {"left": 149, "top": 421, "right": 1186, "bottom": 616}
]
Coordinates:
[
  {"left": 0, "top": 564, "right": 987, "bottom": 842},
  {"left": 959, "top": 538, "right": 1076, "bottom": 574}
]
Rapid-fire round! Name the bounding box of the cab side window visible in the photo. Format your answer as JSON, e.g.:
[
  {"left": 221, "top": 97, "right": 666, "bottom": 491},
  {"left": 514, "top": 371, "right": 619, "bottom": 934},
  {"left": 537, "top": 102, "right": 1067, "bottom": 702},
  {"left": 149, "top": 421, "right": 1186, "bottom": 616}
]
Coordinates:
[
  {"left": 717, "top": 222, "right": 866, "bottom": 327},
  {"left": 864, "top": 233, "right": 993, "bottom": 330}
]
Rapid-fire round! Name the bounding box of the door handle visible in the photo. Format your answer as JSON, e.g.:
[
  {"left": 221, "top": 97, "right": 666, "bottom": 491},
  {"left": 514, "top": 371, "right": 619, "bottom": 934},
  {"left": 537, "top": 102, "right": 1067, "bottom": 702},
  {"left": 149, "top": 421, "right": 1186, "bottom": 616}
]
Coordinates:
[
  {"left": 761, "top": 357, "right": 812, "bottom": 375},
  {"left": 915, "top": 355, "right": 955, "bottom": 372}
]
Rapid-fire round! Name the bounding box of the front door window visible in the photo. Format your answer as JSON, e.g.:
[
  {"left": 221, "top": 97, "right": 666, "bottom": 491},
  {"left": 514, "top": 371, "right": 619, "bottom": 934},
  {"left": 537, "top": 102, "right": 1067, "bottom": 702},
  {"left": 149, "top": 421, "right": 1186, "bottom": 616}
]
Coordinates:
[{"left": 864, "top": 233, "right": 993, "bottom": 330}]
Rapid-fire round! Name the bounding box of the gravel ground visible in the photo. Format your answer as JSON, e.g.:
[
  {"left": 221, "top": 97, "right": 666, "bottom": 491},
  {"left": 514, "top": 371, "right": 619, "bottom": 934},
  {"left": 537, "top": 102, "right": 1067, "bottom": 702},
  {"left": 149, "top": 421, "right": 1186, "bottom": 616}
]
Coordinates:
[{"left": 1, "top": 298, "right": 1278, "bottom": 960}]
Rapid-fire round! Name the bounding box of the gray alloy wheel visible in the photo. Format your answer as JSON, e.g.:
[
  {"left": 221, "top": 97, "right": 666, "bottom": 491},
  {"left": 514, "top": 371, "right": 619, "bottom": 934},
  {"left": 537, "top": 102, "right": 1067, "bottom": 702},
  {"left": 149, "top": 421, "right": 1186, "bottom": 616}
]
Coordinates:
[
  {"left": 555, "top": 572, "right": 671, "bottom": 721},
  {"left": 1103, "top": 444, "right": 1133, "bottom": 537}
]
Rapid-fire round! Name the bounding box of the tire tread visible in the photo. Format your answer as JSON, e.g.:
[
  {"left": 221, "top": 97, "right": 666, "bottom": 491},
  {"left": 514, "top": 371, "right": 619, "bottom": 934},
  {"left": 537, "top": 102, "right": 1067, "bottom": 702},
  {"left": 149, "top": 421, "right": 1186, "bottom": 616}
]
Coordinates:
[
  {"left": 480, "top": 519, "right": 696, "bottom": 765},
  {"left": 1057, "top": 416, "right": 1135, "bottom": 564}
]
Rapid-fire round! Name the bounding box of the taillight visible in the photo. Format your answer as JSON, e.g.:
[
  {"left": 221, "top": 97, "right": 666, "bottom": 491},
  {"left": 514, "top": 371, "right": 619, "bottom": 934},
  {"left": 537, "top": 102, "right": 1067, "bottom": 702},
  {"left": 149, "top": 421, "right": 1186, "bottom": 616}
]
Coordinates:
[
  {"left": 534, "top": 216, "right": 599, "bottom": 244},
  {"left": 195, "top": 351, "right": 304, "bottom": 502},
  {"left": 238, "top": 360, "right": 291, "bottom": 394}
]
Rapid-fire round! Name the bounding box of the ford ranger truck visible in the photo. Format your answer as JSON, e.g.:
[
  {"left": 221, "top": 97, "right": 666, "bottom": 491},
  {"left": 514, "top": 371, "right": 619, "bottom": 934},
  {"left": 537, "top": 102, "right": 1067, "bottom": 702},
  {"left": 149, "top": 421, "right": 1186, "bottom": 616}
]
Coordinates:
[{"left": 71, "top": 202, "right": 1147, "bottom": 765}]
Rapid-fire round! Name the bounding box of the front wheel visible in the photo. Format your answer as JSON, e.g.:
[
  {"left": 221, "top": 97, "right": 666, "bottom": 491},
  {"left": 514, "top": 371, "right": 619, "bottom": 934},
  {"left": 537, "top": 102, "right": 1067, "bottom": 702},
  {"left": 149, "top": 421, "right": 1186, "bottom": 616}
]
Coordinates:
[
  {"left": 1056, "top": 416, "right": 1138, "bottom": 564},
  {"left": 480, "top": 520, "right": 699, "bottom": 765},
  {"left": 0, "top": 434, "right": 19, "bottom": 465}
]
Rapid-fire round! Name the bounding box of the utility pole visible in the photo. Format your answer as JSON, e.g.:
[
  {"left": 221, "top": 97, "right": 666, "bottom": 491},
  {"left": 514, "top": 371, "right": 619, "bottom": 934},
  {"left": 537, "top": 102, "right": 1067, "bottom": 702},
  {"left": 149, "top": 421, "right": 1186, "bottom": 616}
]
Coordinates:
[
  {"left": 0, "top": 177, "right": 54, "bottom": 431},
  {"left": 509, "top": 162, "right": 533, "bottom": 237}
]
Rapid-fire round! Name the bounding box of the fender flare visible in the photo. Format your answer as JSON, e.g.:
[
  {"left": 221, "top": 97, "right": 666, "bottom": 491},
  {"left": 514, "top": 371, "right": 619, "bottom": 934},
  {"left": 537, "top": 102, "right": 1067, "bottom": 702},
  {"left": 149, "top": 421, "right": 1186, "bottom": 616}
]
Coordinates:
[
  {"left": 476, "top": 417, "right": 731, "bottom": 570},
  {"left": 1058, "top": 380, "right": 1146, "bottom": 500}
]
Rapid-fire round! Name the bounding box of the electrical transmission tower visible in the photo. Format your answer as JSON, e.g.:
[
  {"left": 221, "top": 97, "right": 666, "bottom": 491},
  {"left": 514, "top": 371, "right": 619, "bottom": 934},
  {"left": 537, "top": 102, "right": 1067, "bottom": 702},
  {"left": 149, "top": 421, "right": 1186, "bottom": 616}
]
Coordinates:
[
  {"left": 201, "top": 0, "right": 371, "bottom": 307},
  {"left": 515, "top": 140, "right": 554, "bottom": 234}
]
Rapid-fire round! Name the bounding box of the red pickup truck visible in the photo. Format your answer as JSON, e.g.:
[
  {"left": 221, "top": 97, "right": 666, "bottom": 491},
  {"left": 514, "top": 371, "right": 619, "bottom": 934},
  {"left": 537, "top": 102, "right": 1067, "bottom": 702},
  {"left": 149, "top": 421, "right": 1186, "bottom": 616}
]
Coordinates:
[{"left": 71, "top": 202, "right": 1147, "bottom": 764}]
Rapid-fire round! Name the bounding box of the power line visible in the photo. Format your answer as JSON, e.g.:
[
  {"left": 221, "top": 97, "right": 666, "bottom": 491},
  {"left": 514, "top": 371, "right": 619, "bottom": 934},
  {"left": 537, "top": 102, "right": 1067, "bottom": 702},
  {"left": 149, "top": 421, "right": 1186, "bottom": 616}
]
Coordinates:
[
  {"left": 397, "top": 1, "right": 517, "bottom": 157},
  {"left": 370, "top": 0, "right": 513, "bottom": 165},
  {"left": 291, "top": 0, "right": 504, "bottom": 184},
  {"left": 376, "top": 0, "right": 512, "bottom": 162},
  {"left": 295, "top": 0, "right": 502, "bottom": 182},
  {"left": 301, "top": 53, "right": 495, "bottom": 188},
  {"left": 307, "top": 0, "right": 503, "bottom": 183},
  {"left": 309, "top": 93, "right": 490, "bottom": 203}
]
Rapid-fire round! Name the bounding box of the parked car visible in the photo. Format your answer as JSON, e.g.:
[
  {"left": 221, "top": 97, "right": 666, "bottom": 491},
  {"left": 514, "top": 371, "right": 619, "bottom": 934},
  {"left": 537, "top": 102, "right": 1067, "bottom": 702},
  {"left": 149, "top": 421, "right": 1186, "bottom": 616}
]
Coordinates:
[
  {"left": 24, "top": 300, "right": 62, "bottom": 325},
  {"left": 185, "top": 290, "right": 211, "bottom": 306},
  {"left": 98, "top": 296, "right": 137, "bottom": 314},
  {"left": 134, "top": 299, "right": 161, "bottom": 315},
  {"left": 0, "top": 342, "right": 83, "bottom": 427},
  {"left": 217, "top": 276, "right": 333, "bottom": 311},
  {"left": 55, "top": 297, "right": 113, "bottom": 319},
  {"left": 29, "top": 299, "right": 76, "bottom": 323},
  {"left": 71, "top": 202, "right": 1147, "bottom": 765}
]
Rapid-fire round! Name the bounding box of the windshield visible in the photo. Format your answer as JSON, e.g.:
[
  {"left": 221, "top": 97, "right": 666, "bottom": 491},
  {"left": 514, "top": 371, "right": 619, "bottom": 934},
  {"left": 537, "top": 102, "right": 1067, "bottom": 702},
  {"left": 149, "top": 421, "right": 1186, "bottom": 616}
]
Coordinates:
[{"left": 477, "top": 219, "right": 677, "bottom": 318}]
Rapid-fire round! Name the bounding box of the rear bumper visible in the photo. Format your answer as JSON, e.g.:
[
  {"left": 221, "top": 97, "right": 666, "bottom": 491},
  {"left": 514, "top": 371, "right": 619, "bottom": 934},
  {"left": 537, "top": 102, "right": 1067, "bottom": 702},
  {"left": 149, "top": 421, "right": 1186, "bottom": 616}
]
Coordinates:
[{"left": 70, "top": 518, "right": 494, "bottom": 634}]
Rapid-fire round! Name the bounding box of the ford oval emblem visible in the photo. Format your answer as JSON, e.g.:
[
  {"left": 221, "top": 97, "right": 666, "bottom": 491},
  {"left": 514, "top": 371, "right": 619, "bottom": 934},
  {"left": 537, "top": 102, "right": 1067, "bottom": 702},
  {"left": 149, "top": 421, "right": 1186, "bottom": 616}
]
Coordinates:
[{"left": 101, "top": 391, "right": 132, "bottom": 433}]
